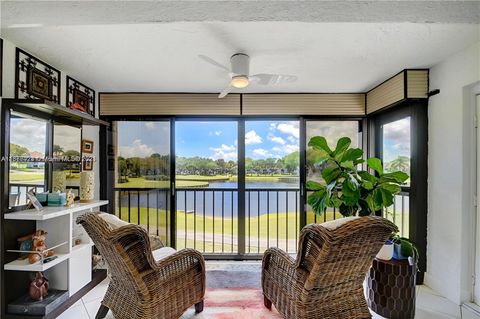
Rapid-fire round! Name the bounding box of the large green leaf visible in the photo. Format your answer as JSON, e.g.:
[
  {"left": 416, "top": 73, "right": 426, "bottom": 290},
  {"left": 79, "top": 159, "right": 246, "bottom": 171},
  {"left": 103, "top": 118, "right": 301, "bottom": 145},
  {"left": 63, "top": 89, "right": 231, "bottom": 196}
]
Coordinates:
[
  {"left": 321, "top": 166, "right": 341, "bottom": 184},
  {"left": 367, "top": 157, "right": 383, "bottom": 175},
  {"left": 379, "top": 183, "right": 401, "bottom": 194},
  {"left": 380, "top": 171, "right": 409, "bottom": 184},
  {"left": 340, "top": 160, "right": 354, "bottom": 169},
  {"left": 379, "top": 188, "right": 394, "bottom": 207},
  {"left": 332, "top": 137, "right": 351, "bottom": 157},
  {"left": 358, "top": 170, "right": 377, "bottom": 183},
  {"left": 308, "top": 136, "right": 332, "bottom": 154},
  {"left": 342, "top": 180, "right": 360, "bottom": 205},
  {"left": 306, "top": 180, "right": 324, "bottom": 191},
  {"left": 341, "top": 148, "right": 363, "bottom": 162},
  {"left": 307, "top": 190, "right": 327, "bottom": 215}
]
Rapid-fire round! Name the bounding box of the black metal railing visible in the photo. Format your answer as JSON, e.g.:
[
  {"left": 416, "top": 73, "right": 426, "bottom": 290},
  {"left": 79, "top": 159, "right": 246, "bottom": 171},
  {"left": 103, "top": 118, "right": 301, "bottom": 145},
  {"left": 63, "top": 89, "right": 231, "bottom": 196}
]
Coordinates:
[
  {"left": 113, "top": 187, "right": 301, "bottom": 255},
  {"left": 113, "top": 187, "right": 171, "bottom": 245},
  {"left": 113, "top": 186, "right": 410, "bottom": 255}
]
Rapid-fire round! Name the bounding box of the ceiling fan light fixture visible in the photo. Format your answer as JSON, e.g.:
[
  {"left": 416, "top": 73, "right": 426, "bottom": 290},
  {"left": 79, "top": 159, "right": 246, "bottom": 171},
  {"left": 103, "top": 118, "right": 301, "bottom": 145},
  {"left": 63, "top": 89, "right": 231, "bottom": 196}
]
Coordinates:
[{"left": 230, "top": 75, "right": 249, "bottom": 89}]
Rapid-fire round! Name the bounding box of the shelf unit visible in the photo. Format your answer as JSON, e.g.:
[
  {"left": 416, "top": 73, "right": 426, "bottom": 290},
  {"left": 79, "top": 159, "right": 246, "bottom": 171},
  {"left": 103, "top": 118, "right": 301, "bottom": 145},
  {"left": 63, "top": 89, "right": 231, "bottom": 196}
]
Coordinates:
[
  {"left": 2, "top": 99, "right": 109, "bottom": 127},
  {"left": 3, "top": 200, "right": 108, "bottom": 318}
]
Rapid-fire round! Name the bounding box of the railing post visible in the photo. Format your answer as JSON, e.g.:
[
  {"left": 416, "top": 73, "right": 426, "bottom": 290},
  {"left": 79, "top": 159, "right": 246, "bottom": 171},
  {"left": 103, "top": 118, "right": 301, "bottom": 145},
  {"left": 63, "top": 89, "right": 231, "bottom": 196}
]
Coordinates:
[{"left": 238, "top": 120, "right": 246, "bottom": 255}]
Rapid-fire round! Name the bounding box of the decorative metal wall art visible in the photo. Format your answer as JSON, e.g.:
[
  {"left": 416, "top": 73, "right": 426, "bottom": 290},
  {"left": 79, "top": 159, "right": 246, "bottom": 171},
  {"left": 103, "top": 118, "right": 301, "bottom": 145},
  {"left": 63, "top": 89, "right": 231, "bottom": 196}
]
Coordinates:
[
  {"left": 66, "top": 76, "right": 95, "bottom": 117},
  {"left": 15, "top": 48, "right": 61, "bottom": 103}
]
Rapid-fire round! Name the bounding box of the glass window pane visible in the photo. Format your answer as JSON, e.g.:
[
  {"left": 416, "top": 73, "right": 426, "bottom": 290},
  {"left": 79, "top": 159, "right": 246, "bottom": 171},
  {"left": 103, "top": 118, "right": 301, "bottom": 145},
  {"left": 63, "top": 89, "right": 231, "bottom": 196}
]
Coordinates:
[
  {"left": 115, "top": 121, "right": 171, "bottom": 189},
  {"left": 245, "top": 121, "right": 299, "bottom": 189},
  {"left": 306, "top": 121, "right": 360, "bottom": 183},
  {"left": 9, "top": 115, "right": 47, "bottom": 207},
  {"left": 175, "top": 121, "right": 238, "bottom": 188},
  {"left": 305, "top": 121, "right": 360, "bottom": 222},
  {"left": 382, "top": 117, "right": 411, "bottom": 183}
]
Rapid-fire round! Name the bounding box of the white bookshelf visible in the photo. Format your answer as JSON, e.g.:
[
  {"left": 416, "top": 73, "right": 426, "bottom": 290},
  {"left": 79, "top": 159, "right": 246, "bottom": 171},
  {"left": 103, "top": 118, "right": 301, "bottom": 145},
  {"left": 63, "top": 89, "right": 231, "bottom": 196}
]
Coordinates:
[
  {"left": 4, "top": 200, "right": 108, "bottom": 297},
  {"left": 4, "top": 200, "right": 109, "bottom": 221}
]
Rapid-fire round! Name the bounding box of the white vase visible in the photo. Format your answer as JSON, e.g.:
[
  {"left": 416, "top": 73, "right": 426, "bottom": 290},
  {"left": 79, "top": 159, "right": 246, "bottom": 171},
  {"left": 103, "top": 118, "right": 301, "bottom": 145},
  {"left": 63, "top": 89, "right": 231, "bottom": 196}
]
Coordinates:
[
  {"left": 376, "top": 242, "right": 394, "bottom": 261},
  {"left": 80, "top": 172, "right": 94, "bottom": 202}
]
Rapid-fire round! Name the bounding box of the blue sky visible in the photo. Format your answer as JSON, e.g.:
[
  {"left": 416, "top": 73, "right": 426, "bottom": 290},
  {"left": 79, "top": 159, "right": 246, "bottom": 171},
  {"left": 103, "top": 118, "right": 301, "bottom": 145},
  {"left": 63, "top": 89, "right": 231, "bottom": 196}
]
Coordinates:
[
  {"left": 117, "top": 121, "right": 300, "bottom": 160},
  {"left": 382, "top": 117, "right": 411, "bottom": 162},
  {"left": 116, "top": 119, "right": 410, "bottom": 162}
]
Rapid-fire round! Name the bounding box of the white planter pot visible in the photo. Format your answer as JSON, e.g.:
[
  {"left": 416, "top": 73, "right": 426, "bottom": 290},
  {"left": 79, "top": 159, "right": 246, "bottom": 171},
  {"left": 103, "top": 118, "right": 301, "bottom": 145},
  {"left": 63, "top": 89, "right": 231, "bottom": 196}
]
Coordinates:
[{"left": 376, "top": 242, "right": 394, "bottom": 261}]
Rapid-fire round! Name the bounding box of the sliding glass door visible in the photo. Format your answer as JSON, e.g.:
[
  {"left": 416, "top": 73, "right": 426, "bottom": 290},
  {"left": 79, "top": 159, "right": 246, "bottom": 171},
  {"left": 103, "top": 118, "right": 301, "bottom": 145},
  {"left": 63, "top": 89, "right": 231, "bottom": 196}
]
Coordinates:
[
  {"left": 111, "top": 117, "right": 362, "bottom": 258},
  {"left": 112, "top": 120, "right": 172, "bottom": 245},
  {"left": 175, "top": 121, "right": 238, "bottom": 253}
]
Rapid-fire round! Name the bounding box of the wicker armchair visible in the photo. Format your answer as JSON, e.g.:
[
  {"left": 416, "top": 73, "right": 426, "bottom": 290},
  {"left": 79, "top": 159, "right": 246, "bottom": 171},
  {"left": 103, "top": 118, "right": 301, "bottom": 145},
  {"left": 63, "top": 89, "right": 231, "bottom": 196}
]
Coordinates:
[
  {"left": 262, "top": 216, "right": 398, "bottom": 319},
  {"left": 77, "top": 212, "right": 205, "bottom": 319}
]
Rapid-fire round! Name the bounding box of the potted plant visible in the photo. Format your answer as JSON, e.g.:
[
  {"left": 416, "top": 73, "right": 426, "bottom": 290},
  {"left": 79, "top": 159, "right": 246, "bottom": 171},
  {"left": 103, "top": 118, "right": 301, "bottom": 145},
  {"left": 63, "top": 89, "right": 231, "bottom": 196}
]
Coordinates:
[
  {"left": 306, "top": 136, "right": 409, "bottom": 217},
  {"left": 390, "top": 235, "right": 419, "bottom": 266}
]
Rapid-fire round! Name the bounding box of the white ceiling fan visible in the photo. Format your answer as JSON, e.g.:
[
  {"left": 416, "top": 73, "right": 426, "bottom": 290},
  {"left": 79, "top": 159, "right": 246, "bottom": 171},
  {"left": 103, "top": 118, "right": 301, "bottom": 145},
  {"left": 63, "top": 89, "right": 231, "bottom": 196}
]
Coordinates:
[{"left": 199, "top": 53, "right": 298, "bottom": 98}]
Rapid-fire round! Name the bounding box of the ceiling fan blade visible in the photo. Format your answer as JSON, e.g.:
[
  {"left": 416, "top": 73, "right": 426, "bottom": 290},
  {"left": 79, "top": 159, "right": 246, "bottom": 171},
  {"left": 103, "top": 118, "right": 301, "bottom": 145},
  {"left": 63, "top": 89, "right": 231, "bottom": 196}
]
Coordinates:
[
  {"left": 199, "top": 54, "right": 231, "bottom": 73},
  {"left": 218, "top": 86, "right": 232, "bottom": 99},
  {"left": 250, "top": 74, "right": 298, "bottom": 86}
]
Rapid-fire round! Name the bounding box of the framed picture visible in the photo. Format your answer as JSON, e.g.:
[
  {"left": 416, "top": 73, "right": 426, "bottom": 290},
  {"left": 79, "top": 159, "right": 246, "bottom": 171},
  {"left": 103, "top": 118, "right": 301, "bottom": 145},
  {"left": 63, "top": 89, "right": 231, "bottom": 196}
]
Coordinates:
[
  {"left": 66, "top": 76, "right": 95, "bottom": 117},
  {"left": 82, "top": 140, "right": 94, "bottom": 153},
  {"left": 27, "top": 68, "right": 53, "bottom": 100},
  {"left": 82, "top": 159, "right": 93, "bottom": 171},
  {"left": 15, "top": 48, "right": 61, "bottom": 103}
]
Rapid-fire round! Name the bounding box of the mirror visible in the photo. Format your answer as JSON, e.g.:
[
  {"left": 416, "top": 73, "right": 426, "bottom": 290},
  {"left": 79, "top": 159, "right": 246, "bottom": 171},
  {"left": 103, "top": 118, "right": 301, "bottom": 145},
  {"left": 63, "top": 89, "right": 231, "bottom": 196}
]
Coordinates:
[
  {"left": 9, "top": 113, "right": 47, "bottom": 207},
  {"left": 52, "top": 124, "right": 82, "bottom": 196}
]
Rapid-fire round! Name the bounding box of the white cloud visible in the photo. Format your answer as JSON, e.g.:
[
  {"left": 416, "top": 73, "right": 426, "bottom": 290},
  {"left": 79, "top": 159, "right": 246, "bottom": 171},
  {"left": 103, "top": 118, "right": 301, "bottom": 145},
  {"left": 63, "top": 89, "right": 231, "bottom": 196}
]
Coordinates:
[
  {"left": 275, "top": 122, "right": 300, "bottom": 139},
  {"left": 268, "top": 134, "right": 286, "bottom": 145},
  {"left": 253, "top": 148, "right": 273, "bottom": 158},
  {"left": 210, "top": 144, "right": 237, "bottom": 160},
  {"left": 11, "top": 118, "right": 47, "bottom": 153},
  {"left": 245, "top": 130, "right": 262, "bottom": 145},
  {"left": 119, "top": 139, "right": 155, "bottom": 158},
  {"left": 272, "top": 144, "right": 299, "bottom": 155},
  {"left": 383, "top": 118, "right": 411, "bottom": 155},
  {"left": 209, "top": 130, "right": 222, "bottom": 136},
  {"left": 287, "top": 136, "right": 297, "bottom": 143},
  {"left": 144, "top": 122, "right": 156, "bottom": 130}
]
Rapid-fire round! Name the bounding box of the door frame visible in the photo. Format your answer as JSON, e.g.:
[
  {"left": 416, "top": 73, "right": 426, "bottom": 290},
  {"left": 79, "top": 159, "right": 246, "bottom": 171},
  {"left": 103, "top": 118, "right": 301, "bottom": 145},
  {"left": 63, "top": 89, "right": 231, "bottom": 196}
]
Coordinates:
[{"left": 101, "top": 115, "right": 370, "bottom": 259}]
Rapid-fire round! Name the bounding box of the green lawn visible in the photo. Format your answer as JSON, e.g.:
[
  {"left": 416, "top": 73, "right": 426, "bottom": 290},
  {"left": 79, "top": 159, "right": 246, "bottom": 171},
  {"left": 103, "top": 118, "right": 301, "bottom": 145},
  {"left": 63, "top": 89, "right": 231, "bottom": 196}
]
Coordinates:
[
  {"left": 176, "top": 175, "right": 230, "bottom": 181},
  {"left": 116, "top": 207, "right": 349, "bottom": 252},
  {"left": 9, "top": 171, "right": 44, "bottom": 183},
  {"left": 116, "top": 177, "right": 208, "bottom": 188}
]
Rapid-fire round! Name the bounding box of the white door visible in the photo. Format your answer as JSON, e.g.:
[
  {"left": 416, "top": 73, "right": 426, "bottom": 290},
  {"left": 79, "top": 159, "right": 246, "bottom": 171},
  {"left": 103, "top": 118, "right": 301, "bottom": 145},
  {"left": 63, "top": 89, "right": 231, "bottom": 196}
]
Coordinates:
[{"left": 476, "top": 94, "right": 480, "bottom": 305}]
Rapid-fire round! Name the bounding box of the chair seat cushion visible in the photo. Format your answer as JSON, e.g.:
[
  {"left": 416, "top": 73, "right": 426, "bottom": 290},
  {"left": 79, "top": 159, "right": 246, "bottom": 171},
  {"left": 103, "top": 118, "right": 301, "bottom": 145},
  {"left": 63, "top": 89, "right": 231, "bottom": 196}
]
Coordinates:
[
  {"left": 97, "top": 212, "right": 164, "bottom": 250},
  {"left": 321, "top": 216, "right": 359, "bottom": 230},
  {"left": 152, "top": 247, "right": 177, "bottom": 261},
  {"left": 98, "top": 212, "right": 130, "bottom": 229}
]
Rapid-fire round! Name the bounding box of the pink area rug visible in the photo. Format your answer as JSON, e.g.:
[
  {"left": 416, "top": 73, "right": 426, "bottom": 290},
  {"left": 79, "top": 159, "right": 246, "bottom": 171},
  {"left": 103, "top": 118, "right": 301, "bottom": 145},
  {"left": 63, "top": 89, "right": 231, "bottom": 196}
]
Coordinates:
[{"left": 181, "top": 288, "right": 283, "bottom": 319}]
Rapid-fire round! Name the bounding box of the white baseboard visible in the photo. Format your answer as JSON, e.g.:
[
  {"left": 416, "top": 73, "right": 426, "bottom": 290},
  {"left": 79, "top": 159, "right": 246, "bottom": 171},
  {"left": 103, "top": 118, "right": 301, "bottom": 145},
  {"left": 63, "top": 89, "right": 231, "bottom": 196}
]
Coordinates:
[{"left": 462, "top": 303, "right": 480, "bottom": 319}]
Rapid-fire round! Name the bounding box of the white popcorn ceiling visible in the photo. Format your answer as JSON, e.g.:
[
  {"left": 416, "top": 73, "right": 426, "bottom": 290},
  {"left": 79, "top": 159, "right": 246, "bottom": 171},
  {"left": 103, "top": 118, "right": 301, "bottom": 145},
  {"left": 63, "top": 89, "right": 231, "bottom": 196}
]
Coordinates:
[{"left": 1, "top": 1, "right": 479, "bottom": 93}]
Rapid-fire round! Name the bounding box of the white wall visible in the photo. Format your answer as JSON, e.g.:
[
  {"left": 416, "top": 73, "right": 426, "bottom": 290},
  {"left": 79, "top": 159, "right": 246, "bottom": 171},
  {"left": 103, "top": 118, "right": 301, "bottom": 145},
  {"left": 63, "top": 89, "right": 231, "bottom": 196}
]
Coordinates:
[
  {"left": 1, "top": 37, "right": 101, "bottom": 199},
  {"left": 426, "top": 40, "right": 480, "bottom": 305}
]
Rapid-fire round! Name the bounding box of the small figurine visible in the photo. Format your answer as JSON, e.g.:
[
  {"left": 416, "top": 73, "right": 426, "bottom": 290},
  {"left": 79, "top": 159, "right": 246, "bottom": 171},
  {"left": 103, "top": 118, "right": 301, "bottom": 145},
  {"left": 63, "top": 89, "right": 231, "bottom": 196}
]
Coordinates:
[
  {"left": 28, "top": 230, "right": 54, "bottom": 264},
  {"left": 29, "top": 272, "right": 49, "bottom": 301},
  {"left": 66, "top": 189, "right": 75, "bottom": 207}
]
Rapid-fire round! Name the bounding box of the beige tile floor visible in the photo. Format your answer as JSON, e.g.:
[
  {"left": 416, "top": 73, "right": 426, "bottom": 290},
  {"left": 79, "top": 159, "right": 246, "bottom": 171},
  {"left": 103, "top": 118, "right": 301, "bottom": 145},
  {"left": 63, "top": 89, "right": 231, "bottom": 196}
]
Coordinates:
[{"left": 59, "top": 262, "right": 462, "bottom": 319}]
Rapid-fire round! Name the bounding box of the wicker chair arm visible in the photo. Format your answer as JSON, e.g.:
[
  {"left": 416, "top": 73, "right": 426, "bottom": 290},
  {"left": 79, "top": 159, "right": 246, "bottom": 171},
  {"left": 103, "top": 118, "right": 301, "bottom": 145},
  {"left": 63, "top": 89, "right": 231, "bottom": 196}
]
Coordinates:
[
  {"left": 263, "top": 248, "right": 307, "bottom": 298},
  {"left": 144, "top": 249, "right": 206, "bottom": 297}
]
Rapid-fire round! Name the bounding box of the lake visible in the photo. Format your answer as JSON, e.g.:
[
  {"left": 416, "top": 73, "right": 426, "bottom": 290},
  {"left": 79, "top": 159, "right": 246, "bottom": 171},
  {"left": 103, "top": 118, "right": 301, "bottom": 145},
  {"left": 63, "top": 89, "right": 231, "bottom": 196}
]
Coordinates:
[{"left": 118, "top": 180, "right": 300, "bottom": 218}]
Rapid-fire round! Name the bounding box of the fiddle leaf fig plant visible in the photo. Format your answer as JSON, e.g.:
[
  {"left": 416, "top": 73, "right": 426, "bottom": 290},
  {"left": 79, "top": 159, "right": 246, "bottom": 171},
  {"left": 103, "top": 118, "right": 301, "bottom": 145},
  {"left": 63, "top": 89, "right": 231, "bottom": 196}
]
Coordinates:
[{"left": 307, "top": 136, "right": 408, "bottom": 217}]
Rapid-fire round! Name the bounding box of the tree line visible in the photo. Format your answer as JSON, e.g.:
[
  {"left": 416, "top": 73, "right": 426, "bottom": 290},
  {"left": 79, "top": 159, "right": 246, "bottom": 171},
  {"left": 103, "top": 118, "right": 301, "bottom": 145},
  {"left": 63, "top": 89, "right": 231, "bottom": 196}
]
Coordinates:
[{"left": 117, "top": 152, "right": 301, "bottom": 183}]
